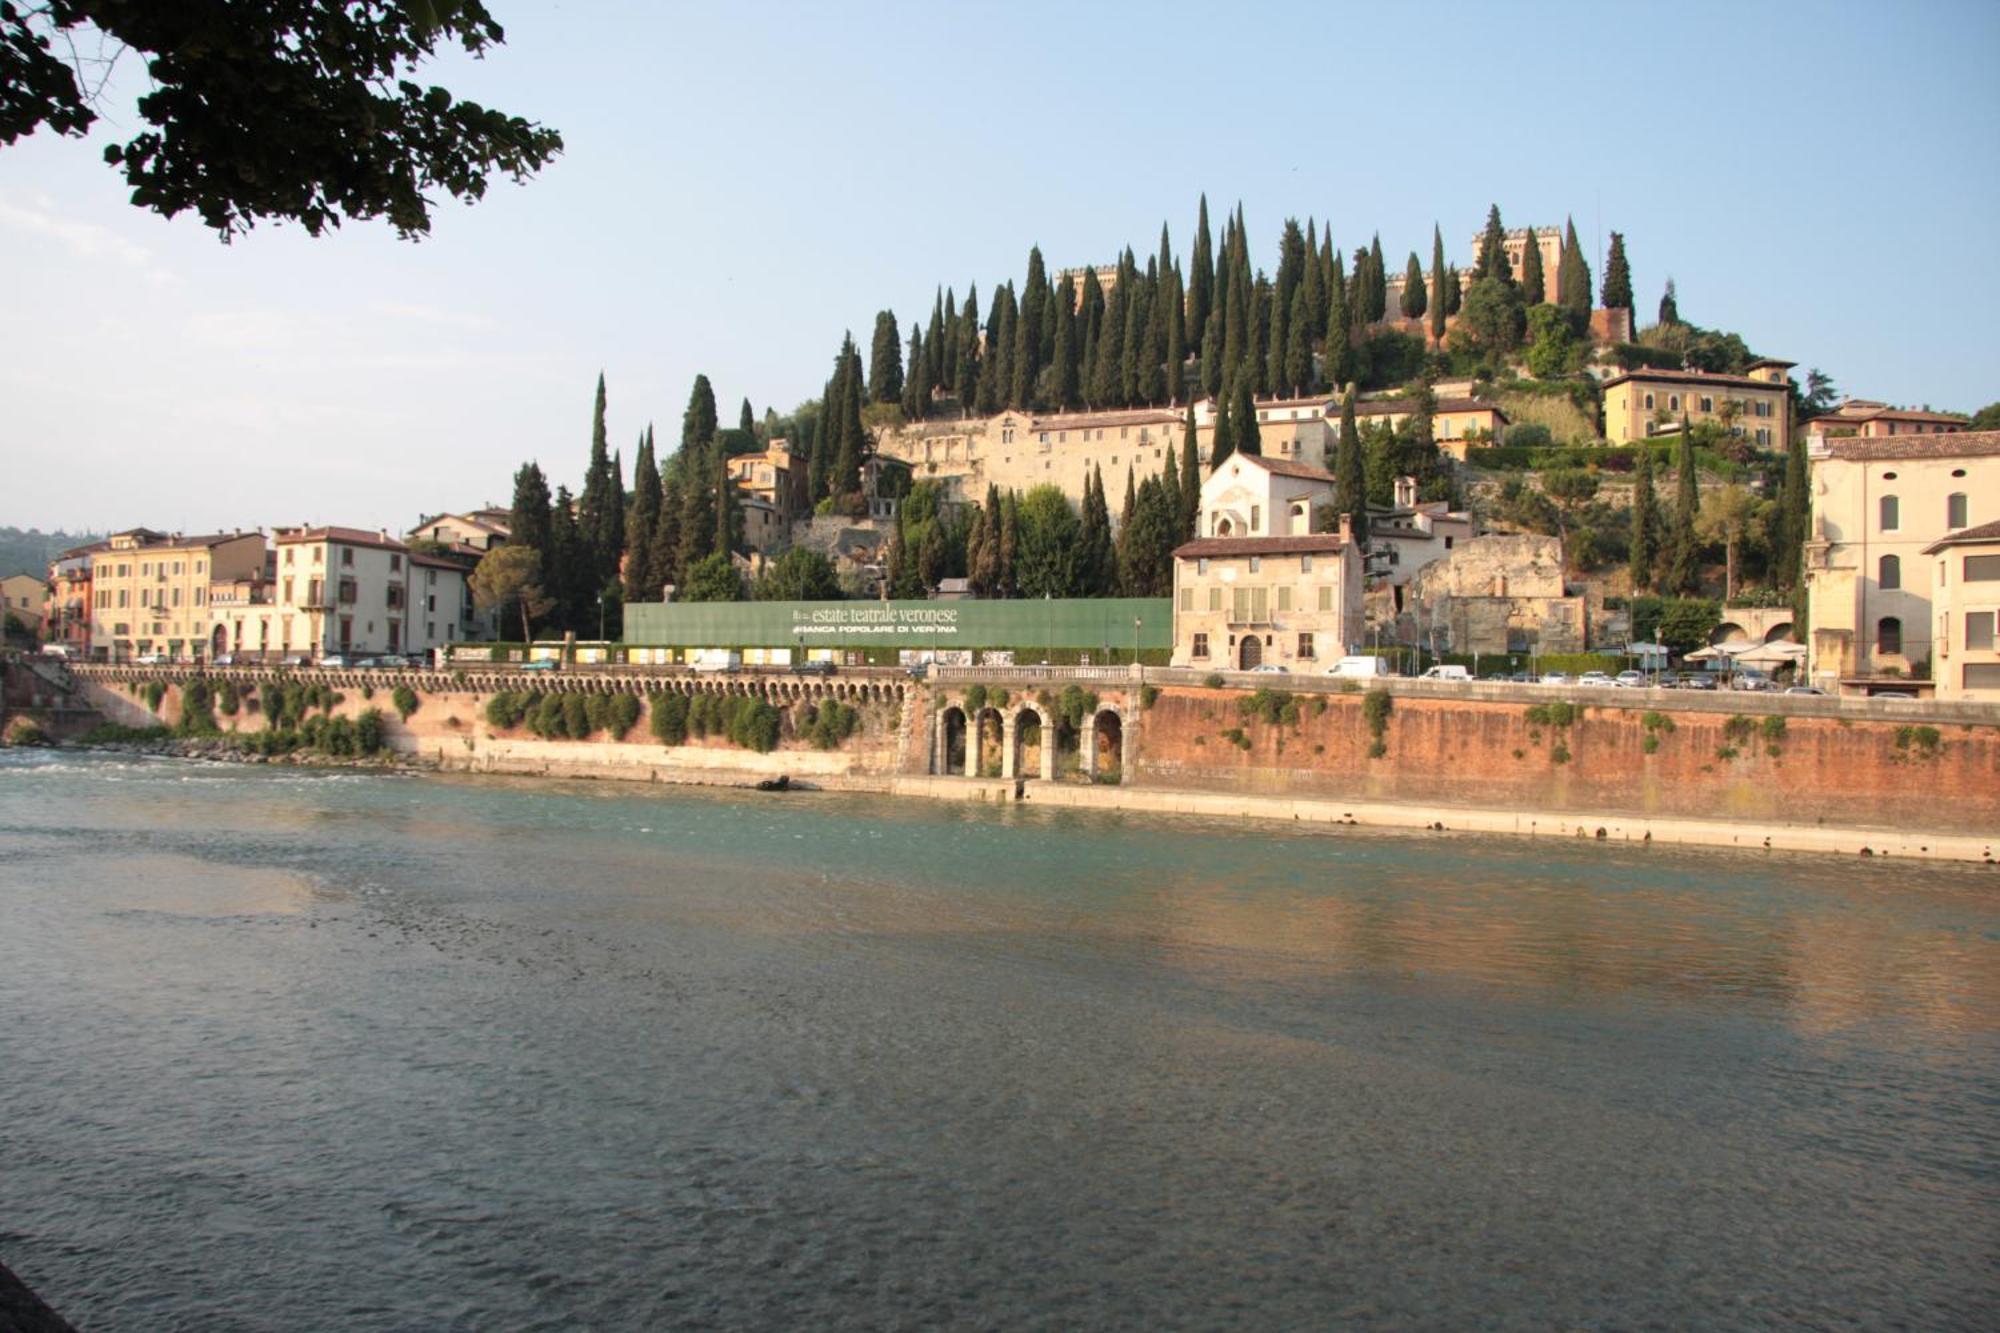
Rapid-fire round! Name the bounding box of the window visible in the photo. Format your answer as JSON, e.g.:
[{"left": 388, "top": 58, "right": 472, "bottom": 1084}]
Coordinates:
[
  {"left": 1191, "top": 633, "right": 1209, "bottom": 659},
  {"left": 285, "top": 549, "right": 294, "bottom": 565},
  {"left": 1248, "top": 556, "right": 1261, "bottom": 573},
  {"left": 1250, "top": 505, "right": 1261, "bottom": 530},
  {"left": 1756, "top": 428, "right": 1771, "bottom": 447},
  {"left": 1879, "top": 554, "right": 1900, "bottom": 590},
  {"left": 1966, "top": 612, "right": 1995, "bottom": 652},
  {"left": 386, "top": 585, "right": 405, "bottom": 610},
  {"left": 1879, "top": 495, "right": 1899, "bottom": 531},
  {"left": 337, "top": 579, "right": 357, "bottom": 604},
  {"left": 1444, "top": 536, "right": 1455, "bottom": 550},
  {"left": 1178, "top": 588, "right": 1193, "bottom": 612},
  {"left": 1966, "top": 663, "right": 2000, "bottom": 690},
  {"left": 1947, "top": 493, "right": 1968, "bottom": 529},
  {"left": 170, "top": 587, "right": 182, "bottom": 607},
  {"left": 1207, "top": 587, "right": 1222, "bottom": 612},
  {"left": 1297, "top": 632, "right": 1315, "bottom": 658},
  {"left": 1966, "top": 555, "right": 2000, "bottom": 582},
  {"left": 1877, "top": 616, "right": 1902, "bottom": 655},
  {"left": 1700, "top": 396, "right": 1713, "bottom": 413},
  {"left": 1197, "top": 557, "right": 1209, "bottom": 574},
  {"left": 195, "top": 587, "right": 203, "bottom": 606},
  {"left": 1301, "top": 554, "right": 1312, "bottom": 573},
  {"left": 1277, "top": 587, "right": 1293, "bottom": 612},
  {"left": 1669, "top": 395, "right": 1680, "bottom": 411},
  {"left": 140, "top": 562, "right": 150, "bottom": 577},
  {"left": 390, "top": 554, "right": 402, "bottom": 572},
  {"left": 313, "top": 548, "right": 323, "bottom": 564},
  {"left": 1643, "top": 393, "right": 1655, "bottom": 410},
  {"left": 1317, "top": 586, "right": 1333, "bottom": 612}
]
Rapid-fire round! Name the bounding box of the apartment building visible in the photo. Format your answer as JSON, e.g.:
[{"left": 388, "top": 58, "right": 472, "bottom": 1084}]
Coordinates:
[
  {"left": 43, "top": 542, "right": 101, "bottom": 655},
  {"left": 1923, "top": 520, "right": 2000, "bottom": 702},
  {"left": 408, "top": 508, "right": 511, "bottom": 552},
  {"left": 218, "top": 527, "right": 471, "bottom": 661},
  {"left": 1803, "top": 431, "right": 2000, "bottom": 693},
  {"left": 1601, "top": 358, "right": 1795, "bottom": 449},
  {"left": 87, "top": 528, "right": 266, "bottom": 662},
  {"left": 1806, "top": 399, "right": 1968, "bottom": 439}
]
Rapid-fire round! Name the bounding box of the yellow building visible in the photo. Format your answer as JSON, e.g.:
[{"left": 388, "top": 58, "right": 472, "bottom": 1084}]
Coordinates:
[
  {"left": 1807, "top": 399, "right": 1968, "bottom": 439},
  {"left": 877, "top": 406, "right": 1185, "bottom": 510},
  {"left": 1803, "top": 431, "right": 2000, "bottom": 693},
  {"left": 2, "top": 572, "right": 47, "bottom": 637},
  {"left": 225, "top": 526, "right": 468, "bottom": 661},
  {"left": 1601, "top": 359, "right": 1794, "bottom": 448},
  {"left": 1922, "top": 520, "right": 2000, "bottom": 702},
  {"left": 88, "top": 528, "right": 266, "bottom": 662}
]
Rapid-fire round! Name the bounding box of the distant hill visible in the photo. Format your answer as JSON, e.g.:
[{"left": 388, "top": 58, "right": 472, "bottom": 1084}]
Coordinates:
[{"left": 0, "top": 527, "right": 103, "bottom": 579}]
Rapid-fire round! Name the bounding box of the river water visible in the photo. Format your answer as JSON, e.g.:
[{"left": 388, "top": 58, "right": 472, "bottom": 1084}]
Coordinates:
[{"left": 1, "top": 750, "right": 1995, "bottom": 1330}]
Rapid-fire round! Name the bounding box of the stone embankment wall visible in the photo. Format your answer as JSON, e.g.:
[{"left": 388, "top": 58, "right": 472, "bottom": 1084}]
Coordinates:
[
  {"left": 1126, "top": 686, "right": 2000, "bottom": 835},
  {"left": 68, "top": 667, "right": 915, "bottom": 788}
]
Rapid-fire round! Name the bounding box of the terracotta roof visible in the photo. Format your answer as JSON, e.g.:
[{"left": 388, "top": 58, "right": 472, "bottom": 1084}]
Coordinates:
[
  {"left": 410, "top": 550, "right": 477, "bottom": 571},
  {"left": 1027, "top": 408, "right": 1181, "bottom": 431},
  {"left": 1821, "top": 430, "right": 2000, "bottom": 461},
  {"left": 276, "top": 526, "right": 408, "bottom": 551},
  {"left": 1601, "top": 367, "right": 1789, "bottom": 391},
  {"left": 1744, "top": 357, "right": 1797, "bottom": 370},
  {"left": 1816, "top": 403, "right": 1968, "bottom": 426},
  {"left": 1237, "top": 453, "right": 1336, "bottom": 483},
  {"left": 1922, "top": 519, "right": 2000, "bottom": 553},
  {"left": 1355, "top": 396, "right": 1506, "bottom": 419},
  {"left": 1174, "top": 534, "right": 1348, "bottom": 558}
]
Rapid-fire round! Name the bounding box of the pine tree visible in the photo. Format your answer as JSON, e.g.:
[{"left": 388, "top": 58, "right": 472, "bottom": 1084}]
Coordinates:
[
  {"left": 1519, "top": 228, "right": 1546, "bottom": 304},
  {"left": 1200, "top": 386, "right": 1232, "bottom": 470},
  {"left": 509, "top": 461, "right": 553, "bottom": 565},
  {"left": 868, "top": 310, "right": 903, "bottom": 404},
  {"left": 1628, "top": 435, "right": 1657, "bottom": 593},
  {"left": 1429, "top": 224, "right": 1448, "bottom": 343},
  {"left": 1659, "top": 278, "right": 1680, "bottom": 326},
  {"left": 681, "top": 374, "right": 717, "bottom": 453},
  {"left": 1557, "top": 217, "right": 1592, "bottom": 333},
  {"left": 1664, "top": 417, "right": 1699, "bottom": 593},
  {"left": 1474, "top": 204, "right": 1511, "bottom": 284},
  {"left": 625, "top": 427, "right": 660, "bottom": 603},
  {"left": 1401, "top": 251, "right": 1427, "bottom": 319},
  {"left": 1602, "top": 231, "right": 1633, "bottom": 312},
  {"left": 1333, "top": 388, "right": 1367, "bottom": 544},
  {"left": 1180, "top": 404, "right": 1201, "bottom": 533},
  {"left": 1233, "top": 378, "right": 1261, "bottom": 457}
]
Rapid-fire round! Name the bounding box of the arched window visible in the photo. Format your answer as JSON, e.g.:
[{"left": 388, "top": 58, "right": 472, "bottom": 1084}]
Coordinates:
[
  {"left": 1947, "top": 493, "right": 1968, "bottom": 529},
  {"left": 1877, "top": 616, "right": 1902, "bottom": 656},
  {"left": 1879, "top": 494, "right": 1899, "bottom": 531},
  {"left": 1879, "top": 554, "right": 1901, "bottom": 590}
]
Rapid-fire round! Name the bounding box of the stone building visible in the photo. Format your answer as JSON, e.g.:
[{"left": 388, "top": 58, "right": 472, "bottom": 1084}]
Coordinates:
[
  {"left": 875, "top": 406, "right": 1185, "bottom": 511},
  {"left": 2, "top": 572, "right": 46, "bottom": 638},
  {"left": 727, "top": 443, "right": 809, "bottom": 520},
  {"left": 1368, "top": 477, "right": 1475, "bottom": 590},
  {"left": 1806, "top": 399, "right": 1968, "bottom": 439},
  {"left": 221, "top": 526, "right": 471, "bottom": 661},
  {"left": 407, "top": 508, "right": 511, "bottom": 553},
  {"left": 1396, "top": 534, "right": 1586, "bottom": 656},
  {"left": 87, "top": 528, "right": 267, "bottom": 663},
  {"left": 1806, "top": 431, "right": 1999, "bottom": 693},
  {"left": 1923, "top": 519, "right": 2000, "bottom": 701}
]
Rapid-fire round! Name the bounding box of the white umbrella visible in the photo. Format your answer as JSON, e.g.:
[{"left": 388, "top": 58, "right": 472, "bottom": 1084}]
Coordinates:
[
  {"left": 1683, "top": 645, "right": 1733, "bottom": 661},
  {"left": 1733, "top": 641, "right": 1808, "bottom": 667}
]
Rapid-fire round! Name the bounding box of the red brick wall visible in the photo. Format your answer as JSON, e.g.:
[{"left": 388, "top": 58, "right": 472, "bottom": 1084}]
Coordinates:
[{"left": 1131, "top": 688, "right": 2000, "bottom": 833}]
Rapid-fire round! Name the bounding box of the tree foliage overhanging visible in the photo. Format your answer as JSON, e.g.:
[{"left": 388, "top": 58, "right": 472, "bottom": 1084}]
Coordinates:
[{"left": 0, "top": 0, "right": 562, "bottom": 239}]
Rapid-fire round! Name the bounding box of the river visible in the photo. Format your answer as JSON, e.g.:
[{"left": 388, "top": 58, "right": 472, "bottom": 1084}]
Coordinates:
[{"left": 1, "top": 749, "right": 1995, "bottom": 1329}]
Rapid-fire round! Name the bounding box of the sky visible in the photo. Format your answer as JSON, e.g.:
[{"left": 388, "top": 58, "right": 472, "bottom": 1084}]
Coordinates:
[{"left": 3, "top": 0, "right": 1998, "bottom": 535}]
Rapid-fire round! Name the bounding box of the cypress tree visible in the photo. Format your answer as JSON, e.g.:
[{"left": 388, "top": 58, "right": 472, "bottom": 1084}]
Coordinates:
[
  {"left": 1429, "top": 225, "right": 1448, "bottom": 343},
  {"left": 1602, "top": 231, "right": 1633, "bottom": 312},
  {"left": 1323, "top": 259, "right": 1352, "bottom": 390},
  {"left": 646, "top": 464, "right": 681, "bottom": 594},
  {"left": 677, "top": 441, "right": 714, "bottom": 575},
  {"left": 1092, "top": 276, "right": 1126, "bottom": 408},
  {"left": 1189, "top": 194, "right": 1214, "bottom": 345},
  {"left": 1180, "top": 404, "right": 1201, "bottom": 532},
  {"left": 955, "top": 285, "right": 980, "bottom": 408},
  {"left": 1198, "top": 306, "right": 1222, "bottom": 399},
  {"left": 1264, "top": 276, "right": 1287, "bottom": 397},
  {"left": 1333, "top": 388, "right": 1367, "bottom": 544},
  {"left": 1211, "top": 388, "right": 1235, "bottom": 471},
  {"left": 998, "top": 491, "right": 1020, "bottom": 599},
  {"left": 1664, "top": 417, "right": 1699, "bottom": 593},
  {"left": 1233, "top": 379, "right": 1261, "bottom": 457},
  {"left": 625, "top": 427, "right": 660, "bottom": 602},
  {"left": 1161, "top": 445, "right": 1183, "bottom": 546},
  {"left": 548, "top": 484, "right": 590, "bottom": 630},
  {"left": 1086, "top": 465, "right": 1116, "bottom": 594},
  {"left": 1123, "top": 463, "right": 1136, "bottom": 530},
  {"left": 806, "top": 380, "right": 831, "bottom": 503},
  {"left": 1283, "top": 287, "right": 1312, "bottom": 397},
  {"left": 509, "top": 461, "right": 553, "bottom": 565},
  {"left": 1367, "top": 235, "right": 1387, "bottom": 322},
  {"left": 712, "top": 445, "right": 739, "bottom": 555},
  {"left": 1051, "top": 276, "right": 1079, "bottom": 408},
  {"left": 926, "top": 290, "right": 946, "bottom": 391},
  {"left": 1474, "top": 204, "right": 1511, "bottom": 284},
  {"left": 1401, "top": 251, "right": 1427, "bottom": 319},
  {"left": 1628, "top": 436, "right": 1657, "bottom": 592},
  {"left": 902, "top": 328, "right": 931, "bottom": 420},
  {"left": 1223, "top": 228, "right": 1250, "bottom": 387},
  {"left": 681, "top": 374, "right": 717, "bottom": 453},
  {"left": 1300, "top": 230, "right": 1326, "bottom": 362},
  {"left": 579, "top": 372, "right": 624, "bottom": 590},
  {"left": 1122, "top": 254, "right": 1149, "bottom": 405},
  {"left": 1558, "top": 217, "right": 1592, "bottom": 333},
  {"left": 1519, "top": 228, "right": 1546, "bottom": 305},
  {"left": 1659, "top": 278, "right": 1680, "bottom": 326},
  {"left": 738, "top": 398, "right": 755, "bottom": 439},
  {"left": 868, "top": 310, "right": 903, "bottom": 403},
  {"left": 1164, "top": 261, "right": 1187, "bottom": 406},
  {"left": 830, "top": 335, "right": 867, "bottom": 501},
  {"left": 1775, "top": 434, "right": 1809, "bottom": 590},
  {"left": 1445, "top": 265, "right": 1462, "bottom": 315},
  {"left": 1016, "top": 247, "right": 1048, "bottom": 401}
]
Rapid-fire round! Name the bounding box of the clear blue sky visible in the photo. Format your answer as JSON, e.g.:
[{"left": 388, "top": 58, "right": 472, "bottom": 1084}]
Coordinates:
[{"left": 3, "top": 0, "right": 1997, "bottom": 533}]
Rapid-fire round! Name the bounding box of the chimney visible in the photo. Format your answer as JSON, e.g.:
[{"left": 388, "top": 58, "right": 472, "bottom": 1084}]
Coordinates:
[{"left": 1337, "top": 512, "right": 1353, "bottom": 545}]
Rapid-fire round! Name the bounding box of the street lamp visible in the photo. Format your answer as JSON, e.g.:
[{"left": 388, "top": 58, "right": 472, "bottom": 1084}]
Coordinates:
[
  {"left": 597, "top": 592, "right": 605, "bottom": 643},
  {"left": 1132, "top": 616, "right": 1142, "bottom": 666}
]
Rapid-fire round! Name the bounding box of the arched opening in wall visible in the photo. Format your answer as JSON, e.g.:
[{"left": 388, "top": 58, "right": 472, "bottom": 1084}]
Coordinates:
[
  {"left": 941, "top": 706, "right": 967, "bottom": 775},
  {"left": 1014, "top": 707, "right": 1044, "bottom": 780},
  {"left": 1763, "top": 622, "right": 1795, "bottom": 644},
  {"left": 1092, "top": 709, "right": 1123, "bottom": 783},
  {"left": 974, "top": 707, "right": 1004, "bottom": 778},
  {"left": 1239, "top": 635, "right": 1263, "bottom": 669},
  {"left": 211, "top": 625, "right": 227, "bottom": 657},
  {"left": 1877, "top": 616, "right": 1902, "bottom": 657},
  {"left": 1709, "top": 621, "right": 1749, "bottom": 647}
]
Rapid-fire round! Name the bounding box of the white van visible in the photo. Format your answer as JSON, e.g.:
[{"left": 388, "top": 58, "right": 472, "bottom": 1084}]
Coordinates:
[
  {"left": 1326, "top": 655, "right": 1394, "bottom": 679},
  {"left": 1419, "top": 665, "right": 1471, "bottom": 682}
]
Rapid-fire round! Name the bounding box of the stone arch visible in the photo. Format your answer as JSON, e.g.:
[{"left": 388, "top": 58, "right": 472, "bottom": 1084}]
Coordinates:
[
  {"left": 1086, "top": 707, "right": 1124, "bottom": 783},
  {"left": 1763, "top": 622, "right": 1795, "bottom": 644},
  {"left": 1007, "top": 704, "right": 1051, "bottom": 781},
  {"left": 1709, "top": 621, "right": 1750, "bottom": 647},
  {"left": 971, "top": 706, "right": 1004, "bottom": 777},
  {"left": 937, "top": 705, "right": 968, "bottom": 775},
  {"left": 1238, "top": 634, "right": 1263, "bottom": 669}
]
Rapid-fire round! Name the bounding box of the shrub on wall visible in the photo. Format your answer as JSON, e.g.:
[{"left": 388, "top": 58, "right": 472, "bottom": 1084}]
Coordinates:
[
  {"left": 648, "top": 692, "right": 689, "bottom": 745},
  {"left": 391, "top": 685, "right": 419, "bottom": 720}
]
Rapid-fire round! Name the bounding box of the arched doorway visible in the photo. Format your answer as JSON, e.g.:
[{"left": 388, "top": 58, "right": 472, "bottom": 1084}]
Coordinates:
[
  {"left": 1091, "top": 709, "right": 1123, "bottom": 783},
  {"left": 1238, "top": 635, "right": 1263, "bottom": 670},
  {"left": 974, "top": 707, "right": 1004, "bottom": 778},
  {"left": 1013, "top": 707, "right": 1044, "bottom": 781},
  {"left": 1709, "top": 622, "right": 1749, "bottom": 647},
  {"left": 940, "top": 706, "right": 967, "bottom": 775},
  {"left": 1763, "top": 623, "right": 1795, "bottom": 644},
  {"left": 211, "top": 625, "right": 227, "bottom": 658}
]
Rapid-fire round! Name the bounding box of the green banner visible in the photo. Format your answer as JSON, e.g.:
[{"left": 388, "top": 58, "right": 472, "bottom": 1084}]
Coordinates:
[{"left": 624, "top": 598, "right": 1172, "bottom": 650}]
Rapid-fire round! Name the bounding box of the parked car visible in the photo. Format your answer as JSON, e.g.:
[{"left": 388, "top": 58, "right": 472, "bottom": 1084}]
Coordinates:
[
  {"left": 39, "top": 644, "right": 73, "bottom": 659},
  {"left": 279, "top": 654, "right": 309, "bottom": 667},
  {"left": 1677, "top": 673, "right": 1718, "bottom": 691},
  {"left": 1326, "top": 655, "right": 1393, "bottom": 679},
  {"left": 133, "top": 652, "right": 166, "bottom": 665},
  {"left": 1538, "top": 671, "right": 1571, "bottom": 686},
  {"left": 319, "top": 653, "right": 352, "bottom": 668},
  {"left": 1250, "top": 663, "right": 1290, "bottom": 674},
  {"left": 211, "top": 653, "right": 237, "bottom": 666},
  {"left": 1614, "top": 670, "right": 1647, "bottom": 688},
  {"left": 1506, "top": 671, "right": 1534, "bottom": 684},
  {"left": 1576, "top": 671, "right": 1615, "bottom": 687},
  {"left": 1783, "top": 686, "right": 1826, "bottom": 696},
  {"left": 1729, "top": 669, "right": 1772, "bottom": 692},
  {"left": 792, "top": 659, "right": 836, "bottom": 676},
  {"left": 519, "top": 658, "right": 559, "bottom": 672},
  {"left": 1419, "top": 665, "right": 1472, "bottom": 682}
]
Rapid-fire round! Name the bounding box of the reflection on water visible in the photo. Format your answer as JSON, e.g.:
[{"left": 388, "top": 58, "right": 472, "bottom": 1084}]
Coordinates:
[{"left": 1, "top": 749, "right": 1995, "bottom": 1330}]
